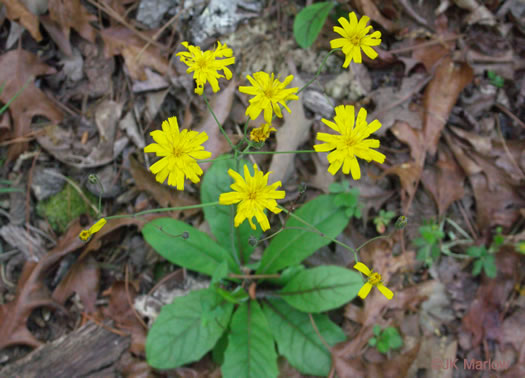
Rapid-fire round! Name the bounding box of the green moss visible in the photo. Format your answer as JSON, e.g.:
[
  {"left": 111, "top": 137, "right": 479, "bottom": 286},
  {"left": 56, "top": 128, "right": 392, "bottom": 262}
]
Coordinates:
[{"left": 36, "top": 183, "right": 97, "bottom": 233}]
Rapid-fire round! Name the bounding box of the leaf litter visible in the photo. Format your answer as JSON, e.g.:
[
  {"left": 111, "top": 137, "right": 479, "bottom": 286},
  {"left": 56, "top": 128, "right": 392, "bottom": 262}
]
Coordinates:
[{"left": 0, "top": 0, "right": 524, "bottom": 375}]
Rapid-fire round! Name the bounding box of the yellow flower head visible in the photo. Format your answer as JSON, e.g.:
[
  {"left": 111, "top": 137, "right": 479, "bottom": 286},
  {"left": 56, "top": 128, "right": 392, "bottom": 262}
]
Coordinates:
[
  {"left": 239, "top": 72, "right": 299, "bottom": 123},
  {"left": 79, "top": 218, "right": 107, "bottom": 241},
  {"left": 250, "top": 123, "right": 277, "bottom": 143},
  {"left": 353, "top": 262, "right": 393, "bottom": 300},
  {"left": 330, "top": 12, "right": 381, "bottom": 67},
  {"left": 219, "top": 164, "right": 286, "bottom": 231},
  {"left": 314, "top": 105, "right": 385, "bottom": 180},
  {"left": 144, "top": 116, "right": 212, "bottom": 190},
  {"left": 177, "top": 41, "right": 235, "bottom": 95}
]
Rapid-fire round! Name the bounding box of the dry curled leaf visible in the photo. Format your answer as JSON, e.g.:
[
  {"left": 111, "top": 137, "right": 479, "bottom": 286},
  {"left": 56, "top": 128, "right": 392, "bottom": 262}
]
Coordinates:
[
  {"left": 423, "top": 57, "right": 474, "bottom": 156},
  {"left": 421, "top": 146, "right": 465, "bottom": 216},
  {"left": 52, "top": 256, "right": 100, "bottom": 314},
  {"left": 2, "top": 0, "right": 42, "bottom": 41},
  {"left": 100, "top": 27, "right": 171, "bottom": 80},
  {"left": 48, "top": 0, "right": 97, "bottom": 43},
  {"left": 0, "top": 49, "right": 63, "bottom": 161}
]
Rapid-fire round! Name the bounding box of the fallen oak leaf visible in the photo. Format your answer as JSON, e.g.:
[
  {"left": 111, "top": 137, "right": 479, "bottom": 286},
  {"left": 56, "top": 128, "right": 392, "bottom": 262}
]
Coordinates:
[
  {"left": 0, "top": 49, "right": 63, "bottom": 161},
  {"left": 0, "top": 220, "right": 84, "bottom": 350},
  {"left": 48, "top": 0, "right": 97, "bottom": 43},
  {"left": 52, "top": 256, "right": 100, "bottom": 314}
]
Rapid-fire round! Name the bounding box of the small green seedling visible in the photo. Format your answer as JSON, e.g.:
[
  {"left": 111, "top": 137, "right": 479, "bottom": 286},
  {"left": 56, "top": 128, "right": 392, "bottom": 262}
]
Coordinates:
[
  {"left": 487, "top": 70, "right": 504, "bottom": 88},
  {"left": 466, "top": 227, "right": 504, "bottom": 278},
  {"left": 414, "top": 221, "right": 444, "bottom": 266},
  {"left": 329, "top": 181, "right": 362, "bottom": 218},
  {"left": 368, "top": 325, "right": 403, "bottom": 354},
  {"left": 373, "top": 210, "right": 396, "bottom": 234}
]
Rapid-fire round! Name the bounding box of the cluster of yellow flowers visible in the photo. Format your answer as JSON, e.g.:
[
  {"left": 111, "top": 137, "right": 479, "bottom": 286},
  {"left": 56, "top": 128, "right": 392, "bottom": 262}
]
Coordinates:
[{"left": 79, "top": 12, "right": 392, "bottom": 300}]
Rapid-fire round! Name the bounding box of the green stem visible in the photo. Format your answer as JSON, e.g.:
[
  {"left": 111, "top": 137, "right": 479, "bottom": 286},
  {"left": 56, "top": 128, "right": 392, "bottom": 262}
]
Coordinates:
[
  {"left": 104, "top": 201, "right": 220, "bottom": 220},
  {"left": 278, "top": 205, "right": 359, "bottom": 263},
  {"left": 198, "top": 156, "right": 233, "bottom": 164},
  {"left": 0, "top": 77, "right": 32, "bottom": 115},
  {"left": 243, "top": 149, "right": 316, "bottom": 155},
  {"left": 297, "top": 49, "right": 338, "bottom": 95},
  {"left": 202, "top": 93, "right": 236, "bottom": 151}
]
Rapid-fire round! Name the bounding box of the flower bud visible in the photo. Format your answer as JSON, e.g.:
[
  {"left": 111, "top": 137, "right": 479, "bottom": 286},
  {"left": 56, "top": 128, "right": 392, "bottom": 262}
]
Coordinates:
[
  {"left": 88, "top": 174, "right": 98, "bottom": 184},
  {"left": 395, "top": 216, "right": 407, "bottom": 230},
  {"left": 249, "top": 235, "right": 258, "bottom": 247},
  {"left": 181, "top": 231, "right": 190, "bottom": 240}
]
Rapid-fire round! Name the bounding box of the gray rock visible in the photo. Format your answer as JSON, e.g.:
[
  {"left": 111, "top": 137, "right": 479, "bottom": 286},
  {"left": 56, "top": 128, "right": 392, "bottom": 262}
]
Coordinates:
[
  {"left": 31, "top": 167, "right": 66, "bottom": 201},
  {"left": 136, "top": 0, "right": 177, "bottom": 29}
]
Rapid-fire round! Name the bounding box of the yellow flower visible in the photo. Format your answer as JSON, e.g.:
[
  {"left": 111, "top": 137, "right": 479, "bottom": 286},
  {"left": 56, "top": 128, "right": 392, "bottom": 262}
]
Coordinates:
[
  {"left": 330, "top": 12, "right": 381, "bottom": 67},
  {"left": 353, "top": 262, "right": 393, "bottom": 300},
  {"left": 79, "top": 218, "right": 107, "bottom": 241},
  {"left": 219, "top": 164, "right": 285, "bottom": 231},
  {"left": 314, "top": 105, "right": 385, "bottom": 180},
  {"left": 144, "top": 116, "right": 212, "bottom": 190},
  {"left": 250, "top": 123, "right": 277, "bottom": 143},
  {"left": 177, "top": 41, "right": 235, "bottom": 95},
  {"left": 239, "top": 72, "right": 299, "bottom": 123}
]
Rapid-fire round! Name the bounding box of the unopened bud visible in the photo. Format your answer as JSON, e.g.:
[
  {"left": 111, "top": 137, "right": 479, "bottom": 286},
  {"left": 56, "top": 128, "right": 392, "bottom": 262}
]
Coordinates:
[
  {"left": 88, "top": 174, "right": 98, "bottom": 184},
  {"left": 181, "top": 231, "right": 190, "bottom": 240},
  {"left": 249, "top": 235, "right": 258, "bottom": 247},
  {"left": 395, "top": 216, "right": 407, "bottom": 230}
]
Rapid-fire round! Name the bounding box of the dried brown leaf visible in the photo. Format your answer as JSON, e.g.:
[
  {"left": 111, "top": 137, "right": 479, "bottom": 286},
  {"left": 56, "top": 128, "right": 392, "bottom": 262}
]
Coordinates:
[
  {"left": 0, "top": 49, "right": 63, "bottom": 161},
  {"left": 421, "top": 147, "right": 465, "bottom": 216},
  {"left": 48, "top": 0, "right": 97, "bottom": 43},
  {"left": 423, "top": 57, "right": 474, "bottom": 156},
  {"left": 0, "top": 221, "right": 84, "bottom": 349},
  {"left": 370, "top": 73, "right": 429, "bottom": 135},
  {"left": 391, "top": 121, "right": 425, "bottom": 165},
  {"left": 52, "top": 256, "right": 100, "bottom": 314},
  {"left": 383, "top": 162, "right": 422, "bottom": 211},
  {"left": 2, "top": 0, "right": 42, "bottom": 41},
  {"left": 194, "top": 80, "right": 236, "bottom": 171},
  {"left": 102, "top": 281, "right": 146, "bottom": 355},
  {"left": 352, "top": 0, "right": 395, "bottom": 32},
  {"left": 100, "top": 27, "right": 171, "bottom": 80}
]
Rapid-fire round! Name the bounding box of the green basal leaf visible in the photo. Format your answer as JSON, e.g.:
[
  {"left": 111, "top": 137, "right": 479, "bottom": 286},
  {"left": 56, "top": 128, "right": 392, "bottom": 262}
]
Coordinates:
[
  {"left": 293, "top": 1, "right": 335, "bottom": 49},
  {"left": 466, "top": 246, "right": 484, "bottom": 257},
  {"left": 377, "top": 337, "right": 390, "bottom": 354},
  {"left": 279, "top": 266, "right": 362, "bottom": 313},
  {"left": 368, "top": 337, "right": 377, "bottom": 347},
  {"left": 472, "top": 259, "right": 483, "bottom": 276},
  {"left": 263, "top": 299, "right": 346, "bottom": 376},
  {"left": 201, "top": 155, "right": 261, "bottom": 263},
  {"left": 483, "top": 255, "right": 497, "bottom": 278},
  {"left": 211, "top": 260, "right": 229, "bottom": 285},
  {"left": 142, "top": 218, "right": 240, "bottom": 276},
  {"left": 212, "top": 330, "right": 229, "bottom": 365},
  {"left": 373, "top": 325, "right": 381, "bottom": 336},
  {"left": 146, "top": 288, "right": 233, "bottom": 369},
  {"left": 383, "top": 327, "right": 403, "bottom": 350},
  {"left": 257, "top": 195, "right": 349, "bottom": 274},
  {"left": 222, "top": 301, "right": 278, "bottom": 378}
]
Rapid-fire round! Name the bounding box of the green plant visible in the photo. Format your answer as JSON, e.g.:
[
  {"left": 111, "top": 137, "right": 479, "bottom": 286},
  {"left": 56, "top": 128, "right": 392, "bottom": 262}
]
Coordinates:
[
  {"left": 143, "top": 157, "right": 363, "bottom": 376},
  {"left": 293, "top": 1, "right": 335, "bottom": 48},
  {"left": 487, "top": 70, "right": 504, "bottom": 88},
  {"left": 466, "top": 227, "right": 504, "bottom": 278},
  {"left": 0, "top": 179, "right": 23, "bottom": 194},
  {"left": 373, "top": 210, "right": 396, "bottom": 234},
  {"left": 368, "top": 325, "right": 403, "bottom": 354},
  {"left": 414, "top": 221, "right": 445, "bottom": 266},
  {"left": 329, "top": 180, "right": 362, "bottom": 218}
]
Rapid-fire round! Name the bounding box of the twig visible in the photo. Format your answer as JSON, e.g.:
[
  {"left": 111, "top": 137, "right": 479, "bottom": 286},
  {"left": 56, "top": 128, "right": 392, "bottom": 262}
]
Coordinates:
[
  {"left": 388, "top": 35, "right": 461, "bottom": 55},
  {"left": 494, "top": 103, "right": 525, "bottom": 129},
  {"left": 495, "top": 113, "right": 525, "bottom": 179}
]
